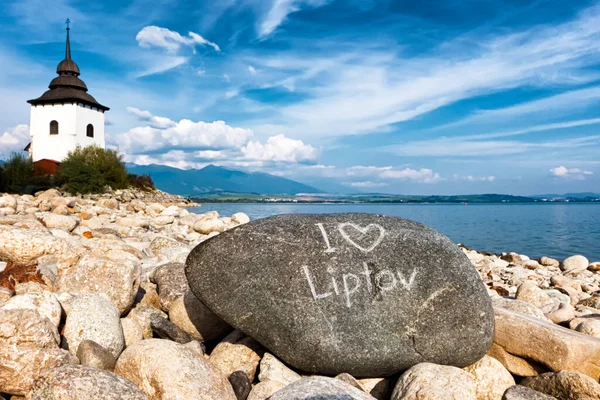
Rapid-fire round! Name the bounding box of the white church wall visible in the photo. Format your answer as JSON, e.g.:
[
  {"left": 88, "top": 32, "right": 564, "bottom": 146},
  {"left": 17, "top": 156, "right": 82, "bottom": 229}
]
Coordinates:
[
  {"left": 30, "top": 103, "right": 78, "bottom": 162},
  {"left": 75, "top": 104, "right": 105, "bottom": 149},
  {"left": 29, "top": 103, "right": 105, "bottom": 162}
]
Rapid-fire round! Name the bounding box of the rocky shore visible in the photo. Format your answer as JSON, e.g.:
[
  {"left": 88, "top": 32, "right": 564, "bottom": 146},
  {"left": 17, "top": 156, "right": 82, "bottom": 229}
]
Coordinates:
[{"left": 0, "top": 189, "right": 599, "bottom": 399}]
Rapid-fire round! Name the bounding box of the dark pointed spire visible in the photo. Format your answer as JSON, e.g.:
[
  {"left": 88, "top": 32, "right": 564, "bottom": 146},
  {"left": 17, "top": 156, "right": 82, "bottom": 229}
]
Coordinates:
[
  {"left": 65, "top": 18, "right": 71, "bottom": 60},
  {"left": 27, "top": 20, "right": 109, "bottom": 111}
]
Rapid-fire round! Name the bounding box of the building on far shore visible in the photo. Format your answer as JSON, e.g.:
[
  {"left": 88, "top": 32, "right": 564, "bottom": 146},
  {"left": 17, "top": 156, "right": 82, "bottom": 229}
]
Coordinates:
[{"left": 25, "top": 20, "right": 109, "bottom": 175}]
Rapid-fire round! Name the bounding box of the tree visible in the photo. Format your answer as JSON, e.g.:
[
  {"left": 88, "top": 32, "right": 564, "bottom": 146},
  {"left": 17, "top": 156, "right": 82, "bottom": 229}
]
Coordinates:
[
  {"left": 56, "top": 146, "right": 129, "bottom": 194},
  {"left": 0, "top": 153, "right": 34, "bottom": 193}
]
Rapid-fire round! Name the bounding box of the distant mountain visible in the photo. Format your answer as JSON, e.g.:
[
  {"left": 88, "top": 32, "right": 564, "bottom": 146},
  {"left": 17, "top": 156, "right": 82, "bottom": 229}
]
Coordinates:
[{"left": 126, "top": 164, "right": 323, "bottom": 195}]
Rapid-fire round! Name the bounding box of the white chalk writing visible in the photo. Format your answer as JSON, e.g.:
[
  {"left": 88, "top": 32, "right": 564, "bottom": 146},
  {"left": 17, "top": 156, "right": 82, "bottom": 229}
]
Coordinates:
[
  {"left": 302, "top": 263, "right": 418, "bottom": 308},
  {"left": 338, "top": 223, "right": 385, "bottom": 253},
  {"left": 315, "top": 223, "right": 337, "bottom": 253}
]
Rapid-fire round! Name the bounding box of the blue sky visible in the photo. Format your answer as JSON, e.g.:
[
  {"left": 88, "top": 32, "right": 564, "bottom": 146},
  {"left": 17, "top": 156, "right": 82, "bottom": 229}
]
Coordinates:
[{"left": 1, "top": 0, "right": 600, "bottom": 195}]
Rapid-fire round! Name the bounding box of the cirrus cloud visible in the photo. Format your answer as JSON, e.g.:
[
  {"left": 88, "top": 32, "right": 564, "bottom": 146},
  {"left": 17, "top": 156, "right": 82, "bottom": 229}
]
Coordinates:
[{"left": 136, "top": 26, "right": 220, "bottom": 53}]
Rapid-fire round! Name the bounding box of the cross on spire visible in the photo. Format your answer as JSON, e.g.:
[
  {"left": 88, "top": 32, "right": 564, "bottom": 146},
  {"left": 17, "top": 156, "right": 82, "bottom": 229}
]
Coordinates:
[
  {"left": 65, "top": 18, "right": 71, "bottom": 30},
  {"left": 65, "top": 18, "right": 71, "bottom": 60}
]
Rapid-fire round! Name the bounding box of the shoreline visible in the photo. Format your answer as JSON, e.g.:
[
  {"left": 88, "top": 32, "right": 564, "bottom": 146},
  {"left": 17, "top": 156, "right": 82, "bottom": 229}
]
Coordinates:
[{"left": 1, "top": 189, "right": 600, "bottom": 398}]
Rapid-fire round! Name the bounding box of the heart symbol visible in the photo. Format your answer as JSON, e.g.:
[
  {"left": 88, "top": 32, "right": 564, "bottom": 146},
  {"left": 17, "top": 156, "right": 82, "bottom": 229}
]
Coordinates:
[{"left": 337, "top": 223, "right": 385, "bottom": 253}]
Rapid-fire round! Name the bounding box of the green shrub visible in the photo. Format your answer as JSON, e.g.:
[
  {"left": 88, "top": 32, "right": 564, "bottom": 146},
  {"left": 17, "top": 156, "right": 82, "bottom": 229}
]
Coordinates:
[
  {"left": 0, "top": 153, "right": 34, "bottom": 193},
  {"left": 127, "top": 173, "right": 155, "bottom": 191},
  {"left": 56, "top": 146, "right": 129, "bottom": 194}
]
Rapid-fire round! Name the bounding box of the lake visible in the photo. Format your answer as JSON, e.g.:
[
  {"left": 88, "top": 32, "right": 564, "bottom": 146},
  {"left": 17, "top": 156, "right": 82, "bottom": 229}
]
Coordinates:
[{"left": 189, "top": 203, "right": 600, "bottom": 262}]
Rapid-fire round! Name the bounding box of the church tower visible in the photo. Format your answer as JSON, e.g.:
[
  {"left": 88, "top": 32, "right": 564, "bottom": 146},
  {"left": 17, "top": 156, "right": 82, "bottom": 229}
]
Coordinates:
[{"left": 27, "top": 20, "right": 109, "bottom": 166}]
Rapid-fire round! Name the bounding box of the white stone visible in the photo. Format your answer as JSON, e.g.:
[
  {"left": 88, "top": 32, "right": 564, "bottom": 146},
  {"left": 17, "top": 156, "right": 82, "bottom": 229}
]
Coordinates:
[
  {"left": 193, "top": 218, "right": 226, "bottom": 234},
  {"left": 231, "top": 212, "right": 250, "bottom": 225},
  {"left": 63, "top": 294, "right": 124, "bottom": 358},
  {"left": 1, "top": 292, "right": 62, "bottom": 328}
]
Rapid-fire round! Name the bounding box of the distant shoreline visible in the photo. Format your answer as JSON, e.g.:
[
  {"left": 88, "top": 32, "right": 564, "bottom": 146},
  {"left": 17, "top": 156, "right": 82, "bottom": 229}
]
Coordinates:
[{"left": 191, "top": 199, "right": 600, "bottom": 204}]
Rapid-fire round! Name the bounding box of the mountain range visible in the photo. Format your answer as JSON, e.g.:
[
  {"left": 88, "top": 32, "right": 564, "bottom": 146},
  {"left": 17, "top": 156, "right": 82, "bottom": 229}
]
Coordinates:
[{"left": 126, "top": 164, "right": 322, "bottom": 195}]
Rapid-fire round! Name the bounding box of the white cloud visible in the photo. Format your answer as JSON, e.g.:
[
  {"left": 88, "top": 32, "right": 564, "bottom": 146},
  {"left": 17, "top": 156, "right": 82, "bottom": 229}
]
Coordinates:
[
  {"left": 241, "top": 134, "right": 318, "bottom": 163},
  {"left": 195, "top": 150, "right": 227, "bottom": 160},
  {"left": 348, "top": 181, "right": 389, "bottom": 188},
  {"left": 463, "top": 175, "right": 496, "bottom": 182},
  {"left": 248, "top": 65, "right": 257, "bottom": 75},
  {"left": 136, "top": 26, "right": 220, "bottom": 53},
  {"left": 258, "top": 0, "right": 330, "bottom": 38},
  {"left": 346, "top": 165, "right": 442, "bottom": 183},
  {"left": 127, "top": 107, "right": 176, "bottom": 129},
  {"left": 550, "top": 165, "right": 593, "bottom": 180},
  {"left": 134, "top": 56, "right": 189, "bottom": 78},
  {"left": 248, "top": 3, "right": 600, "bottom": 137},
  {"left": 0, "top": 125, "right": 29, "bottom": 158},
  {"left": 120, "top": 118, "right": 253, "bottom": 154}
]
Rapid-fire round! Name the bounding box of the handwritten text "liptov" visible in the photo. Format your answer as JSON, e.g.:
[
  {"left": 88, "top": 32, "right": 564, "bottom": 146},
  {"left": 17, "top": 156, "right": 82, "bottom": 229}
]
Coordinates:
[{"left": 302, "top": 263, "right": 418, "bottom": 308}]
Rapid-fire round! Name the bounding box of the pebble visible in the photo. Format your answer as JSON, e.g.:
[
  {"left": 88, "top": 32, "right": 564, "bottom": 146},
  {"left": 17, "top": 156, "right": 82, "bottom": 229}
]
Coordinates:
[{"left": 391, "top": 363, "right": 477, "bottom": 400}]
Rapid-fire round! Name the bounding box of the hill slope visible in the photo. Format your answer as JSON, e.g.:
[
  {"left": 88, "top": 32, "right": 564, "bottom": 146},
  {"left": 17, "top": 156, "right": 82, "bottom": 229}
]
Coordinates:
[{"left": 127, "top": 164, "right": 322, "bottom": 195}]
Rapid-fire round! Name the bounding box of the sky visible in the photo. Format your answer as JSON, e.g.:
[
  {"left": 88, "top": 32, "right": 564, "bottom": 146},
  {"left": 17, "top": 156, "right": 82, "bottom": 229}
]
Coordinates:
[{"left": 1, "top": 0, "right": 600, "bottom": 195}]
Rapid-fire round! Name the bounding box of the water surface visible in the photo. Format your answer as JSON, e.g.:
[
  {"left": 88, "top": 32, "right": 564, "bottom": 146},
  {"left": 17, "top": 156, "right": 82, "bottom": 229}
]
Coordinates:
[{"left": 189, "top": 203, "right": 600, "bottom": 261}]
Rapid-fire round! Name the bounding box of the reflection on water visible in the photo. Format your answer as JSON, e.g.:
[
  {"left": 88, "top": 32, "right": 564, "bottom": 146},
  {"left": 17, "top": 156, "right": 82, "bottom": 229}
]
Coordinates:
[{"left": 189, "top": 203, "right": 600, "bottom": 261}]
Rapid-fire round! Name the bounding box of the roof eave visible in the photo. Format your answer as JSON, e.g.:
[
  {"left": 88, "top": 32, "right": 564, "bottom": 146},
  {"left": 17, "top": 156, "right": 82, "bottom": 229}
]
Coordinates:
[{"left": 27, "top": 98, "right": 110, "bottom": 112}]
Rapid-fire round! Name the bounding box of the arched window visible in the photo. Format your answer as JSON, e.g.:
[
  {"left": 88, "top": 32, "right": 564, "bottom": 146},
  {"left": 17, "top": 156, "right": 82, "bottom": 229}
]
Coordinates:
[
  {"left": 49, "top": 120, "right": 58, "bottom": 135},
  {"left": 86, "top": 124, "right": 94, "bottom": 138}
]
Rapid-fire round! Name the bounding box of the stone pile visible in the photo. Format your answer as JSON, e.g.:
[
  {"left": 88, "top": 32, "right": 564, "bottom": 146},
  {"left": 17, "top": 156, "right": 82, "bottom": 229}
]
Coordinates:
[{"left": 0, "top": 190, "right": 598, "bottom": 399}]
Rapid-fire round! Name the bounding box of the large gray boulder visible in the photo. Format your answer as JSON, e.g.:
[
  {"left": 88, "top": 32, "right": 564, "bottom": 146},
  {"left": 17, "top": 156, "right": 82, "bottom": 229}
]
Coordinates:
[{"left": 186, "top": 214, "right": 494, "bottom": 377}]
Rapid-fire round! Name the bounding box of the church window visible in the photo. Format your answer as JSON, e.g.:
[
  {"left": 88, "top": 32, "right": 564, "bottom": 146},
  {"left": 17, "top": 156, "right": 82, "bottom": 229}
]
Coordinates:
[
  {"left": 86, "top": 124, "right": 94, "bottom": 138},
  {"left": 50, "top": 120, "right": 59, "bottom": 135}
]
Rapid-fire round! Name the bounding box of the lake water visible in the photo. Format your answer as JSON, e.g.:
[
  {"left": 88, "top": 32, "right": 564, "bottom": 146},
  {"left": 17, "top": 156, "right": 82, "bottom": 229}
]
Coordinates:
[{"left": 189, "top": 203, "right": 600, "bottom": 262}]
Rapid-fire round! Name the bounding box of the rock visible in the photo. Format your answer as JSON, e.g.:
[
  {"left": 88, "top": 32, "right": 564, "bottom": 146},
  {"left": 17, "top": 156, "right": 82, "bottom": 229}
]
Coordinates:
[
  {"left": 98, "top": 198, "right": 119, "bottom": 210},
  {"left": 115, "top": 339, "right": 236, "bottom": 400},
  {"left": 126, "top": 304, "right": 167, "bottom": 339},
  {"left": 247, "top": 381, "right": 287, "bottom": 400},
  {"left": 117, "top": 217, "right": 150, "bottom": 228},
  {"left": 0, "top": 309, "right": 78, "bottom": 395},
  {"left": 168, "top": 290, "right": 231, "bottom": 341},
  {"left": 502, "top": 253, "right": 522, "bottom": 263},
  {"left": 30, "top": 364, "right": 149, "bottom": 400},
  {"left": 148, "top": 237, "right": 186, "bottom": 255},
  {"left": 76, "top": 340, "right": 117, "bottom": 371},
  {"left": 269, "top": 377, "right": 375, "bottom": 400},
  {"left": 228, "top": 371, "right": 252, "bottom": 400},
  {"left": 545, "top": 303, "right": 575, "bottom": 324},
  {"left": 502, "top": 385, "right": 557, "bottom": 400},
  {"left": 193, "top": 218, "right": 226, "bottom": 234},
  {"left": 391, "top": 362, "right": 477, "bottom": 400},
  {"left": 464, "top": 355, "right": 515, "bottom": 400},
  {"left": 41, "top": 214, "right": 78, "bottom": 231},
  {"left": 521, "top": 370, "right": 600, "bottom": 400},
  {"left": 231, "top": 213, "right": 250, "bottom": 225},
  {"left": 152, "top": 262, "right": 189, "bottom": 312},
  {"left": 186, "top": 214, "right": 494, "bottom": 377},
  {"left": 210, "top": 330, "right": 264, "bottom": 381},
  {"left": 56, "top": 253, "right": 141, "bottom": 315},
  {"left": 493, "top": 298, "right": 547, "bottom": 320},
  {"left": 588, "top": 262, "right": 600, "bottom": 272},
  {"left": 515, "top": 281, "right": 554, "bottom": 309},
  {"left": 579, "top": 294, "right": 600, "bottom": 309},
  {"left": 63, "top": 294, "right": 125, "bottom": 358},
  {"left": 575, "top": 319, "right": 600, "bottom": 338},
  {"left": 258, "top": 353, "right": 301, "bottom": 385},
  {"left": 560, "top": 255, "right": 589, "bottom": 275},
  {"left": 494, "top": 307, "right": 600, "bottom": 380},
  {"left": 150, "top": 316, "right": 194, "bottom": 344},
  {"left": 0, "top": 226, "right": 73, "bottom": 265},
  {"left": 539, "top": 257, "right": 560, "bottom": 267},
  {"left": 359, "top": 378, "right": 393, "bottom": 400},
  {"left": 1, "top": 291, "right": 62, "bottom": 328},
  {"left": 153, "top": 215, "right": 174, "bottom": 226},
  {"left": 120, "top": 318, "right": 144, "bottom": 347},
  {"left": 0, "top": 195, "right": 17, "bottom": 209},
  {"left": 487, "top": 343, "right": 546, "bottom": 377},
  {"left": 336, "top": 373, "right": 365, "bottom": 391}
]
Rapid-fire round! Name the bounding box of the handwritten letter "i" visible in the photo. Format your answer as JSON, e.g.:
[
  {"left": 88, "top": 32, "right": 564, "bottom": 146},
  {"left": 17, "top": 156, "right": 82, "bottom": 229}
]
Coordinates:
[{"left": 315, "top": 223, "right": 336, "bottom": 253}]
